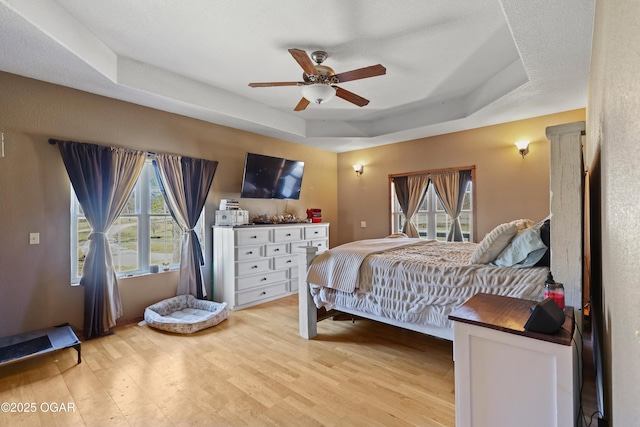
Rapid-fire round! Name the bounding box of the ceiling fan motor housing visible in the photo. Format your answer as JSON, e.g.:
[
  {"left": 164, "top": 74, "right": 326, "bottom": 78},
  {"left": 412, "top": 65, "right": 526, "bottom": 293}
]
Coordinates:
[{"left": 302, "top": 51, "right": 338, "bottom": 83}]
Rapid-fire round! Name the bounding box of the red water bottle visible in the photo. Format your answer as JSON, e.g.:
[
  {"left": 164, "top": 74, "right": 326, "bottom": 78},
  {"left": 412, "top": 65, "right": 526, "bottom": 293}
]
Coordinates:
[{"left": 544, "top": 272, "right": 565, "bottom": 309}]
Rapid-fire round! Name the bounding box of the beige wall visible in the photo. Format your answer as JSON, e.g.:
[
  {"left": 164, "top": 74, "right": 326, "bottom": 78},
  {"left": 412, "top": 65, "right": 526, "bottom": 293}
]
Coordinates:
[
  {"left": 335, "top": 109, "right": 585, "bottom": 245},
  {"left": 586, "top": 0, "right": 640, "bottom": 424},
  {"left": 0, "top": 71, "right": 338, "bottom": 336}
]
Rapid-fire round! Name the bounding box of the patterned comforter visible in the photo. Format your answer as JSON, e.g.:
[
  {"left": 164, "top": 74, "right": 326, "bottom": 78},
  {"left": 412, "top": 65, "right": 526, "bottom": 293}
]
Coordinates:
[{"left": 308, "top": 239, "right": 547, "bottom": 330}]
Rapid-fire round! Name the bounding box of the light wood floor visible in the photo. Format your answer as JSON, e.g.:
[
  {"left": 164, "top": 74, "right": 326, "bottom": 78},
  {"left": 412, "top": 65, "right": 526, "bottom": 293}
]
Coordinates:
[{"left": 0, "top": 296, "right": 456, "bottom": 426}]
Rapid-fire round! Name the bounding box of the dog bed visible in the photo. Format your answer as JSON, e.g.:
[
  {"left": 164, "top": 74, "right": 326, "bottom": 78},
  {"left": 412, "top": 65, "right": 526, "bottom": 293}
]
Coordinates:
[{"left": 144, "top": 295, "right": 228, "bottom": 334}]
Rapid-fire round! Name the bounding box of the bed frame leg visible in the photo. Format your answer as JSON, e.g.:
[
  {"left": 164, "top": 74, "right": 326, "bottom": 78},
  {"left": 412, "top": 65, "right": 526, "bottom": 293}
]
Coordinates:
[{"left": 299, "top": 246, "right": 318, "bottom": 339}]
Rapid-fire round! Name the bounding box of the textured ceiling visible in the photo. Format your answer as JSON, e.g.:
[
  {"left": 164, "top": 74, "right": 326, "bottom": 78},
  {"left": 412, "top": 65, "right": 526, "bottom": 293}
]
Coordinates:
[{"left": 0, "top": 0, "right": 594, "bottom": 152}]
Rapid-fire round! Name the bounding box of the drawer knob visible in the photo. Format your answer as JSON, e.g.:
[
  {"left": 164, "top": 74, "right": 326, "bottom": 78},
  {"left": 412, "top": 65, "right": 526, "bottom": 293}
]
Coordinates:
[
  {"left": 247, "top": 251, "right": 253, "bottom": 255},
  {"left": 251, "top": 235, "right": 257, "bottom": 239},
  {"left": 286, "top": 233, "right": 291, "bottom": 236},
  {"left": 261, "top": 277, "right": 267, "bottom": 281},
  {"left": 274, "top": 248, "right": 280, "bottom": 252},
  {"left": 260, "top": 291, "right": 267, "bottom": 296},
  {"left": 251, "top": 265, "right": 258, "bottom": 269},
  {"left": 286, "top": 260, "right": 292, "bottom": 263}
]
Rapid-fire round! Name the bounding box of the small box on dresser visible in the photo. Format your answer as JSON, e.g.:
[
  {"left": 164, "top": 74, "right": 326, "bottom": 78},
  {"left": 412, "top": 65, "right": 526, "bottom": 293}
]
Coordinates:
[{"left": 212, "top": 223, "right": 329, "bottom": 310}]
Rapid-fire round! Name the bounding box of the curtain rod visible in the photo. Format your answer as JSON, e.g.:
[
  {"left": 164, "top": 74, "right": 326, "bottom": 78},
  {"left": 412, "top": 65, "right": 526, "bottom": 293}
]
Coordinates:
[
  {"left": 49, "top": 138, "right": 151, "bottom": 152},
  {"left": 48, "top": 138, "right": 215, "bottom": 163},
  {"left": 388, "top": 165, "right": 476, "bottom": 179}
]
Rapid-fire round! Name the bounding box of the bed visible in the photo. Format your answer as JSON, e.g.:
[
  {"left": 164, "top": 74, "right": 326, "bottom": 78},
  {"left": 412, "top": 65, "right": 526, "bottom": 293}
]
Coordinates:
[
  {"left": 304, "top": 221, "right": 548, "bottom": 341},
  {"left": 299, "top": 122, "right": 585, "bottom": 341}
]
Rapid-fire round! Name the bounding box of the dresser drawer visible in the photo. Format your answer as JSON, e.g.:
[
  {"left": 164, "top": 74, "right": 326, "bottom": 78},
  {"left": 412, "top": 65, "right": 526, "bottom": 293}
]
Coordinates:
[
  {"left": 236, "top": 228, "right": 270, "bottom": 246},
  {"left": 272, "top": 254, "right": 298, "bottom": 270},
  {"left": 289, "top": 258, "right": 300, "bottom": 279},
  {"left": 236, "top": 258, "right": 270, "bottom": 276},
  {"left": 235, "top": 245, "right": 263, "bottom": 260},
  {"left": 288, "top": 280, "right": 299, "bottom": 293},
  {"left": 290, "top": 242, "right": 313, "bottom": 254},
  {"left": 273, "top": 227, "right": 303, "bottom": 242},
  {"left": 310, "top": 239, "right": 328, "bottom": 253},
  {"left": 304, "top": 226, "right": 327, "bottom": 240},
  {"left": 265, "top": 243, "right": 288, "bottom": 257},
  {"left": 237, "top": 282, "right": 288, "bottom": 306},
  {"left": 236, "top": 269, "right": 288, "bottom": 291}
]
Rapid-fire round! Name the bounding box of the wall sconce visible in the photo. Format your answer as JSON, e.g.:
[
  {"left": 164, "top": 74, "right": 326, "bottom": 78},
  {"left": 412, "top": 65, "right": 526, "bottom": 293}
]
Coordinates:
[
  {"left": 352, "top": 164, "right": 364, "bottom": 177},
  {"left": 514, "top": 140, "right": 530, "bottom": 158}
]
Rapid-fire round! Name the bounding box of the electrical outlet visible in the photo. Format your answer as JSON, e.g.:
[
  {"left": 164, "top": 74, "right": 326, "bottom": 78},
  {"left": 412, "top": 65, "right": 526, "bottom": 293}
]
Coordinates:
[
  {"left": 360, "top": 221, "right": 367, "bottom": 228},
  {"left": 29, "top": 232, "right": 39, "bottom": 245}
]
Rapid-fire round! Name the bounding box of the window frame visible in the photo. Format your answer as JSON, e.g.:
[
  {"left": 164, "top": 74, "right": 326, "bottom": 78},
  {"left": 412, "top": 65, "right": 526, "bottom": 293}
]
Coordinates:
[
  {"left": 70, "top": 159, "right": 186, "bottom": 283},
  {"left": 389, "top": 166, "right": 476, "bottom": 242}
]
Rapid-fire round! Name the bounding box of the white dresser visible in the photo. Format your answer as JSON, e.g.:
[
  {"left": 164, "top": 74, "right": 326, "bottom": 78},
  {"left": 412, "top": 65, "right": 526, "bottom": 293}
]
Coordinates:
[{"left": 212, "top": 223, "right": 329, "bottom": 310}]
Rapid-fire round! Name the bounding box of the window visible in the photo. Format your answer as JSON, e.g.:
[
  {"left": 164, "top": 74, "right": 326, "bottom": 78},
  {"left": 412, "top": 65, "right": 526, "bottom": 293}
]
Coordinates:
[
  {"left": 391, "top": 175, "right": 474, "bottom": 242},
  {"left": 71, "top": 160, "right": 195, "bottom": 283}
]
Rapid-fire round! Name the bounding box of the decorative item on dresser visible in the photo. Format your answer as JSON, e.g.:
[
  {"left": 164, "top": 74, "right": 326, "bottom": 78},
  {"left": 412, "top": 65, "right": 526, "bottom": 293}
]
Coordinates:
[
  {"left": 213, "top": 223, "right": 329, "bottom": 310},
  {"left": 306, "top": 208, "right": 322, "bottom": 223}
]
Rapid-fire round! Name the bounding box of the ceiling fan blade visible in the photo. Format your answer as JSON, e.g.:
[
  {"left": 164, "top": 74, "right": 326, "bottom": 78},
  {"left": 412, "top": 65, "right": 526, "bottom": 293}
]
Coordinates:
[
  {"left": 334, "top": 64, "right": 386, "bottom": 83},
  {"left": 248, "top": 82, "right": 300, "bottom": 87},
  {"left": 288, "top": 48, "right": 317, "bottom": 75},
  {"left": 335, "top": 87, "right": 370, "bottom": 107},
  {"left": 294, "top": 98, "right": 310, "bottom": 111}
]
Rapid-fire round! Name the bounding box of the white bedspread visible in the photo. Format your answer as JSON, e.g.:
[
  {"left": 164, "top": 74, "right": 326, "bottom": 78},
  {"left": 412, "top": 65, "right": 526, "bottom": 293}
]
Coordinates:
[
  {"left": 308, "top": 239, "right": 547, "bottom": 330},
  {"left": 306, "top": 237, "right": 424, "bottom": 293}
]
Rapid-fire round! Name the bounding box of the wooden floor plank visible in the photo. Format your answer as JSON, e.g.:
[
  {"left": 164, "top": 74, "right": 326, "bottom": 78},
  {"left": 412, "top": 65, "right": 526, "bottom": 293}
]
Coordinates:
[{"left": 0, "top": 295, "right": 456, "bottom": 426}]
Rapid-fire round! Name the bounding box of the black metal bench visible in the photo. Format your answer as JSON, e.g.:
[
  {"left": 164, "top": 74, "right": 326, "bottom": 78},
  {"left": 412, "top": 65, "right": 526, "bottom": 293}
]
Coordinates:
[{"left": 0, "top": 323, "right": 81, "bottom": 366}]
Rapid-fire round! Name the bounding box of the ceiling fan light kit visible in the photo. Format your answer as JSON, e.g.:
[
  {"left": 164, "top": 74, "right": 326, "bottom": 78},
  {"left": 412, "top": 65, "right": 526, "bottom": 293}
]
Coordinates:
[
  {"left": 301, "top": 84, "right": 336, "bottom": 104},
  {"left": 248, "top": 48, "right": 386, "bottom": 111}
]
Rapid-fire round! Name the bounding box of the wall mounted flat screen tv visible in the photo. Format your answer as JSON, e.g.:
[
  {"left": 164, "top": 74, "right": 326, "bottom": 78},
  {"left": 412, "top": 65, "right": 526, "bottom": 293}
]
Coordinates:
[{"left": 240, "top": 153, "right": 305, "bottom": 200}]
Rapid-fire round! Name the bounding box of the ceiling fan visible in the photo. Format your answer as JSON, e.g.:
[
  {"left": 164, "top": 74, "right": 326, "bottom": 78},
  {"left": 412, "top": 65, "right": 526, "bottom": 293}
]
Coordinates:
[{"left": 248, "top": 48, "right": 386, "bottom": 111}]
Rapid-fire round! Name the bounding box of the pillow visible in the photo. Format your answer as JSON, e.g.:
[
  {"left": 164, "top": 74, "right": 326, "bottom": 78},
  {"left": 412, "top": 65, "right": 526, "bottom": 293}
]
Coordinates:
[
  {"left": 470, "top": 222, "right": 518, "bottom": 264},
  {"left": 386, "top": 233, "right": 409, "bottom": 239},
  {"left": 509, "top": 218, "right": 535, "bottom": 232},
  {"left": 534, "top": 218, "right": 551, "bottom": 267},
  {"left": 493, "top": 226, "right": 548, "bottom": 268}
]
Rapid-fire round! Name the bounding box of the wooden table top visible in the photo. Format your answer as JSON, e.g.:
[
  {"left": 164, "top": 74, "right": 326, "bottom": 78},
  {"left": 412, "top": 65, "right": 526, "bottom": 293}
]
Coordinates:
[{"left": 448, "top": 293, "right": 574, "bottom": 346}]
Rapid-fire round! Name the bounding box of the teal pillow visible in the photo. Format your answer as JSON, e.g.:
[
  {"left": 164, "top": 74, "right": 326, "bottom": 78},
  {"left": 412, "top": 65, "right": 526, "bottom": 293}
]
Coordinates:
[{"left": 492, "top": 226, "right": 547, "bottom": 268}]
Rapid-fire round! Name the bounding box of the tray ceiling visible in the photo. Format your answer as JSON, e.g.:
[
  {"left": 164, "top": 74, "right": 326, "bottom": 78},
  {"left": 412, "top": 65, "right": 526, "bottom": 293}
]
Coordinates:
[{"left": 0, "top": 0, "right": 594, "bottom": 152}]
